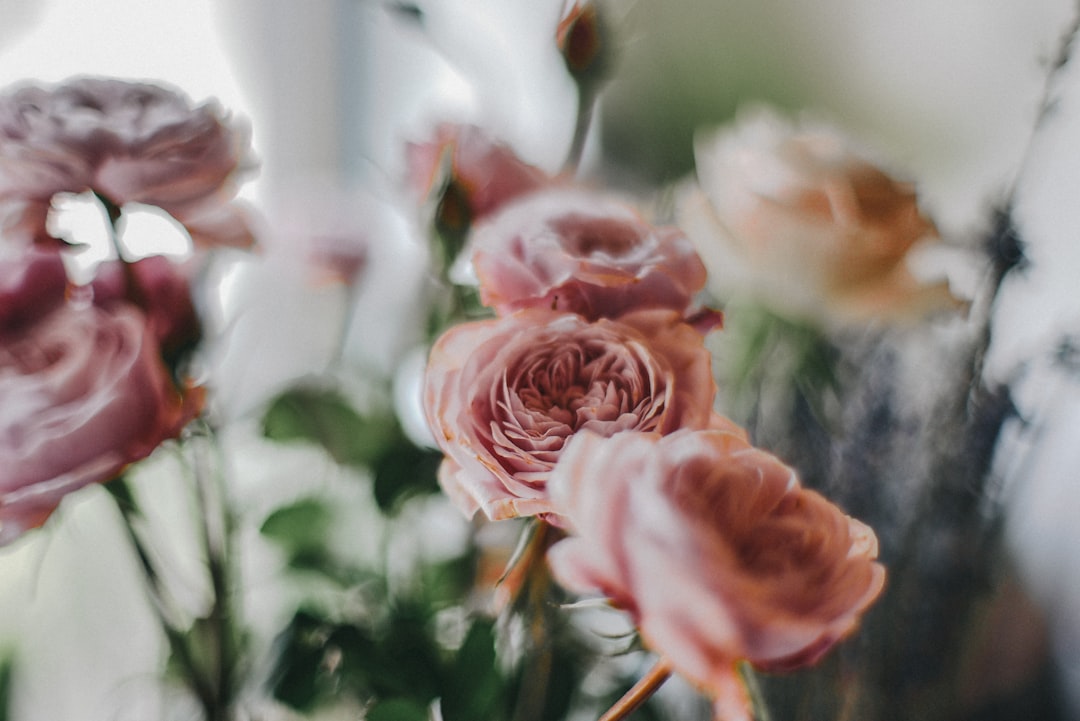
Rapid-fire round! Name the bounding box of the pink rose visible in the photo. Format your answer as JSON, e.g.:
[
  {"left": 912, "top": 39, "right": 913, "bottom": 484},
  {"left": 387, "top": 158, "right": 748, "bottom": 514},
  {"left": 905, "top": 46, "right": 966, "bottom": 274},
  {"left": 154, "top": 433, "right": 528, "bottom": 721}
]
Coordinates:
[
  {"left": 679, "top": 107, "right": 961, "bottom": 325},
  {"left": 405, "top": 123, "right": 549, "bottom": 222},
  {"left": 89, "top": 255, "right": 201, "bottom": 356},
  {"left": 423, "top": 309, "right": 716, "bottom": 521},
  {"left": 465, "top": 188, "right": 719, "bottom": 326},
  {"left": 0, "top": 302, "right": 202, "bottom": 544},
  {"left": 547, "top": 427, "right": 885, "bottom": 719},
  {"left": 0, "top": 76, "right": 254, "bottom": 247}
]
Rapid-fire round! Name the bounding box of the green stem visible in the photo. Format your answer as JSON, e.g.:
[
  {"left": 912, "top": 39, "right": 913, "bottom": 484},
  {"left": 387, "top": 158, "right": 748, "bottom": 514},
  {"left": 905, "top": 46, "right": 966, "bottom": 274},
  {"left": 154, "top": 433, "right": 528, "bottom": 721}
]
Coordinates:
[
  {"left": 105, "top": 477, "right": 219, "bottom": 715},
  {"left": 564, "top": 84, "right": 597, "bottom": 175},
  {"left": 737, "top": 662, "right": 772, "bottom": 721},
  {"left": 189, "top": 424, "right": 237, "bottom": 721}
]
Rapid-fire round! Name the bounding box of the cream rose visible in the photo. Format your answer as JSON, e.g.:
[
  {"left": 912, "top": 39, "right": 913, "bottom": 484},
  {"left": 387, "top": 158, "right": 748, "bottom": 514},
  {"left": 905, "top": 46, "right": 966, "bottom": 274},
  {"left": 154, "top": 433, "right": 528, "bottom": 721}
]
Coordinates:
[
  {"left": 547, "top": 427, "right": 885, "bottom": 719},
  {"left": 423, "top": 308, "right": 716, "bottom": 521},
  {"left": 679, "top": 107, "right": 960, "bottom": 325},
  {"left": 0, "top": 302, "right": 202, "bottom": 544}
]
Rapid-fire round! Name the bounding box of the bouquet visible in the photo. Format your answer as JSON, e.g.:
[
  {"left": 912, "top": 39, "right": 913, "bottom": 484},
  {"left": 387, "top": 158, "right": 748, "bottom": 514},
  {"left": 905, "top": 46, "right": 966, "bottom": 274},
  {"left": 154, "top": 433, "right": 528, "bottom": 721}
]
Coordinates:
[{"left": 0, "top": 2, "right": 1074, "bottom": 720}]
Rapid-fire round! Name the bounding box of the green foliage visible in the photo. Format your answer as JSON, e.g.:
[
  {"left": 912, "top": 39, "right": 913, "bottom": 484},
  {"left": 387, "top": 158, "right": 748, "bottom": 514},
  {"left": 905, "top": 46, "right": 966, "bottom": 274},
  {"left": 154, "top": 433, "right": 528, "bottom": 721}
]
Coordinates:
[
  {"left": 0, "top": 653, "right": 13, "bottom": 721},
  {"left": 723, "top": 302, "right": 841, "bottom": 426},
  {"left": 262, "top": 386, "right": 398, "bottom": 469},
  {"left": 260, "top": 498, "right": 335, "bottom": 555},
  {"left": 367, "top": 698, "right": 431, "bottom": 721},
  {"left": 267, "top": 606, "right": 518, "bottom": 720},
  {"left": 371, "top": 442, "right": 442, "bottom": 514},
  {"left": 261, "top": 386, "right": 443, "bottom": 514}
]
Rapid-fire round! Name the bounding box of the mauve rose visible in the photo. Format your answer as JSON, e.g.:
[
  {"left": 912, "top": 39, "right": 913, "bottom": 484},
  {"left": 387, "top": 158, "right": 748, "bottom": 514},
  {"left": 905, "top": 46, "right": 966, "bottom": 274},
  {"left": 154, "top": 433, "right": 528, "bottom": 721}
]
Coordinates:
[
  {"left": 464, "top": 188, "right": 718, "bottom": 325},
  {"left": 547, "top": 427, "right": 885, "bottom": 719},
  {"left": 406, "top": 123, "right": 549, "bottom": 222},
  {"left": 0, "top": 247, "right": 67, "bottom": 333},
  {"left": 0, "top": 302, "right": 202, "bottom": 544},
  {"left": 90, "top": 255, "right": 201, "bottom": 356},
  {"left": 679, "top": 107, "right": 961, "bottom": 325},
  {"left": 423, "top": 308, "right": 716, "bottom": 521},
  {"left": 0, "top": 76, "right": 253, "bottom": 247}
]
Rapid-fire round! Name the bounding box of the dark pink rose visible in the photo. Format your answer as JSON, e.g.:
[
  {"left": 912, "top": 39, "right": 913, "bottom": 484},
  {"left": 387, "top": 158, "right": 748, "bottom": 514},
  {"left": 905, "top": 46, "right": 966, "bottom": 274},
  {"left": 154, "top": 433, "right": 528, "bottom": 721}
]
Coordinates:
[
  {"left": 0, "top": 247, "right": 68, "bottom": 333},
  {"left": 0, "top": 302, "right": 202, "bottom": 544},
  {"left": 90, "top": 255, "right": 201, "bottom": 356},
  {"left": 0, "top": 76, "right": 254, "bottom": 247},
  {"left": 546, "top": 427, "right": 885, "bottom": 719},
  {"left": 466, "top": 188, "right": 715, "bottom": 323},
  {"left": 423, "top": 308, "right": 716, "bottom": 521},
  {"left": 406, "top": 123, "right": 549, "bottom": 221}
]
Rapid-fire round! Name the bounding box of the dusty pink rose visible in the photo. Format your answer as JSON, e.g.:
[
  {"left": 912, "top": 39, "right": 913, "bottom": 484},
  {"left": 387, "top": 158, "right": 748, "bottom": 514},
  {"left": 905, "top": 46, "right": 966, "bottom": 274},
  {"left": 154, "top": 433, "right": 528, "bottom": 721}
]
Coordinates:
[
  {"left": 405, "top": 123, "right": 549, "bottom": 222},
  {"left": 464, "top": 188, "right": 719, "bottom": 326},
  {"left": 0, "top": 302, "right": 202, "bottom": 544},
  {"left": 547, "top": 427, "right": 885, "bottom": 719},
  {"left": 90, "top": 255, "right": 201, "bottom": 356},
  {"left": 423, "top": 308, "right": 716, "bottom": 521},
  {"left": 679, "top": 107, "right": 961, "bottom": 325},
  {"left": 0, "top": 76, "right": 254, "bottom": 247}
]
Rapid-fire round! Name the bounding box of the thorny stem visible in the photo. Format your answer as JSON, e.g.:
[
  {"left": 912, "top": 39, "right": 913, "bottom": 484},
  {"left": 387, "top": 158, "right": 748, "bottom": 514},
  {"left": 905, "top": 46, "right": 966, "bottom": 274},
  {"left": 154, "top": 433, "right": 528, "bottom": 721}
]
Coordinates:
[{"left": 597, "top": 657, "right": 674, "bottom": 721}]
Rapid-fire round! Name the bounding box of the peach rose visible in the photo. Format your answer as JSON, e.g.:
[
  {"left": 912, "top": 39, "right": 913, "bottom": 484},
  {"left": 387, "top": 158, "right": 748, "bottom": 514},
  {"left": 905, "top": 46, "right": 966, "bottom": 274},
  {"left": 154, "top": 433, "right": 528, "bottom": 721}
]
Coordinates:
[
  {"left": 0, "top": 302, "right": 202, "bottom": 544},
  {"left": 405, "top": 123, "right": 549, "bottom": 222},
  {"left": 679, "top": 107, "right": 960, "bottom": 325},
  {"left": 547, "top": 427, "right": 885, "bottom": 719},
  {"left": 0, "top": 76, "right": 253, "bottom": 247},
  {"left": 423, "top": 308, "right": 716, "bottom": 521},
  {"left": 464, "top": 188, "right": 718, "bottom": 326}
]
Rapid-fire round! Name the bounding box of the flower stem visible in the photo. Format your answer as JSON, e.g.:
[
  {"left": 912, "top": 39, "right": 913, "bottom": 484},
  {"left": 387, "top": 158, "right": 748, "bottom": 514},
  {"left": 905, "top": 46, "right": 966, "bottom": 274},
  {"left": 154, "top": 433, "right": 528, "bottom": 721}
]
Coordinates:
[
  {"left": 189, "top": 423, "right": 237, "bottom": 721},
  {"left": 598, "top": 657, "right": 673, "bottom": 721},
  {"left": 564, "top": 85, "right": 597, "bottom": 175},
  {"left": 104, "top": 477, "right": 219, "bottom": 715}
]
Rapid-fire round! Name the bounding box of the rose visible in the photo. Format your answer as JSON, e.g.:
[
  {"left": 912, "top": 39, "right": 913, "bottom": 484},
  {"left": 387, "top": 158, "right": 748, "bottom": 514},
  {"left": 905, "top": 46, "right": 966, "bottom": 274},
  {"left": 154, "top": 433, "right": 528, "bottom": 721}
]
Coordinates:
[
  {"left": 423, "top": 308, "right": 716, "bottom": 521},
  {"left": 405, "top": 123, "right": 549, "bottom": 223},
  {"left": 464, "top": 187, "right": 719, "bottom": 326},
  {"left": 0, "top": 76, "right": 254, "bottom": 247},
  {"left": 678, "top": 106, "right": 961, "bottom": 325},
  {"left": 0, "top": 246, "right": 67, "bottom": 333},
  {"left": 90, "top": 254, "right": 201, "bottom": 357},
  {"left": 547, "top": 427, "right": 886, "bottom": 719},
  {"left": 0, "top": 302, "right": 202, "bottom": 544}
]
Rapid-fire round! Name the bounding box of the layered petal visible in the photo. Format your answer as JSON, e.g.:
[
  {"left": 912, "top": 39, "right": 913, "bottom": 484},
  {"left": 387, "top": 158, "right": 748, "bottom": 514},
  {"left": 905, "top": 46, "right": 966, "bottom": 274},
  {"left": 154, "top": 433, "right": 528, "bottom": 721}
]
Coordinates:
[
  {"left": 423, "top": 309, "right": 716, "bottom": 521},
  {"left": 547, "top": 427, "right": 885, "bottom": 708}
]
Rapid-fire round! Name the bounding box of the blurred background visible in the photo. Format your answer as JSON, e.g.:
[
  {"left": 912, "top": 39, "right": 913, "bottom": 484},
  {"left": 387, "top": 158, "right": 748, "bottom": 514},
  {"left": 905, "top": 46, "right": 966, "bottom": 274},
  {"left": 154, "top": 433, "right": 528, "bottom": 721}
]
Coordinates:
[{"left": 1, "top": 0, "right": 1080, "bottom": 718}]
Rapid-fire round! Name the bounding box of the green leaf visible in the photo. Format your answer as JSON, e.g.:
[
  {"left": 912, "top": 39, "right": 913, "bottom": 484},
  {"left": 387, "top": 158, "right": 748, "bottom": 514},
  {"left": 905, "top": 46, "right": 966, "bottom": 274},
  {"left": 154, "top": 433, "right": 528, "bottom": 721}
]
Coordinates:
[
  {"left": 372, "top": 443, "right": 442, "bottom": 514},
  {"left": 366, "top": 698, "right": 430, "bottom": 721},
  {"left": 259, "top": 498, "right": 335, "bottom": 554},
  {"left": 267, "top": 610, "right": 379, "bottom": 712},
  {"left": 440, "top": 620, "right": 505, "bottom": 721},
  {"left": 262, "top": 386, "right": 400, "bottom": 467},
  {"left": 366, "top": 606, "right": 443, "bottom": 702},
  {"left": 266, "top": 611, "right": 333, "bottom": 712}
]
